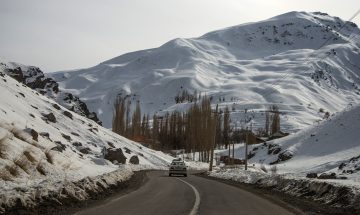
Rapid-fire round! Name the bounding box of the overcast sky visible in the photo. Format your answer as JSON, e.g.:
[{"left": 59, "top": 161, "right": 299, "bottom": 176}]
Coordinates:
[{"left": 0, "top": 0, "right": 359, "bottom": 72}]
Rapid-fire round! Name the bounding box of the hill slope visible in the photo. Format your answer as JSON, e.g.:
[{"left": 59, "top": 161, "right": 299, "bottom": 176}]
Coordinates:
[
  {"left": 51, "top": 11, "right": 360, "bottom": 131},
  {"left": 0, "top": 65, "right": 181, "bottom": 209},
  {"left": 217, "top": 103, "right": 360, "bottom": 185},
  {"left": 0, "top": 60, "right": 102, "bottom": 125}
]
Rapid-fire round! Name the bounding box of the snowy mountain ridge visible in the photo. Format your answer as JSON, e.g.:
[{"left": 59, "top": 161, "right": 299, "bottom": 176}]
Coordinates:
[{"left": 51, "top": 11, "right": 360, "bottom": 132}]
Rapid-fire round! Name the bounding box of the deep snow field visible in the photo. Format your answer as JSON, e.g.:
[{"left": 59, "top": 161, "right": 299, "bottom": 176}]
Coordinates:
[{"left": 51, "top": 11, "right": 360, "bottom": 132}]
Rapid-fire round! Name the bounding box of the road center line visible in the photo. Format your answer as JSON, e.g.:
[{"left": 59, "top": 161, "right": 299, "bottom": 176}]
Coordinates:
[{"left": 176, "top": 178, "right": 200, "bottom": 215}]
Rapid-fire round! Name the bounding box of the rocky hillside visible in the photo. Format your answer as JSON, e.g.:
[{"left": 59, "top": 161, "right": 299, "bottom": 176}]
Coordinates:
[{"left": 0, "top": 60, "right": 102, "bottom": 125}]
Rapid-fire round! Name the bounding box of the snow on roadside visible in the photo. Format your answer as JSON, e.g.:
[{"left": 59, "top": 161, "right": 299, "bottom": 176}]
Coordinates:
[
  {"left": 209, "top": 166, "right": 360, "bottom": 211},
  {"left": 209, "top": 166, "right": 267, "bottom": 184},
  {"left": 210, "top": 104, "right": 360, "bottom": 211}
]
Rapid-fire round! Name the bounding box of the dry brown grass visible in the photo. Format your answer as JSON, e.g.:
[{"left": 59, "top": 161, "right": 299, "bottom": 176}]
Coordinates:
[
  {"left": 13, "top": 155, "right": 31, "bottom": 174},
  {"left": 45, "top": 150, "right": 54, "bottom": 164},
  {"left": 36, "top": 162, "right": 46, "bottom": 176},
  {"left": 23, "top": 150, "right": 37, "bottom": 163},
  {"left": 0, "top": 168, "right": 13, "bottom": 181},
  {"left": 0, "top": 128, "right": 8, "bottom": 159},
  {"left": 0, "top": 140, "right": 7, "bottom": 159},
  {"left": 5, "top": 163, "right": 20, "bottom": 177}
]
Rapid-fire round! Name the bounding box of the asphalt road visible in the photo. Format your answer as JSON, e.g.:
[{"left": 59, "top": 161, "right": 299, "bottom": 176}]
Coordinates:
[{"left": 76, "top": 171, "right": 295, "bottom": 215}]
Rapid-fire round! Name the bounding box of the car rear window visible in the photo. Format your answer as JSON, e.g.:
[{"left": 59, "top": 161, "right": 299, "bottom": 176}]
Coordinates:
[{"left": 171, "top": 162, "right": 185, "bottom": 165}]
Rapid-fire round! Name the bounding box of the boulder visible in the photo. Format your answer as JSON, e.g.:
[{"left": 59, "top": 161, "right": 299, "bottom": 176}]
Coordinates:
[
  {"left": 61, "top": 133, "right": 71, "bottom": 141},
  {"left": 72, "top": 142, "right": 82, "bottom": 147},
  {"left": 129, "top": 155, "right": 139, "bottom": 164},
  {"left": 79, "top": 147, "right": 91, "bottom": 154},
  {"left": 39, "top": 132, "right": 50, "bottom": 138},
  {"left": 306, "top": 173, "right": 318, "bottom": 178},
  {"left": 24, "top": 128, "right": 38, "bottom": 141},
  {"left": 318, "top": 172, "right": 337, "bottom": 179},
  {"left": 124, "top": 147, "right": 131, "bottom": 154},
  {"left": 63, "top": 111, "right": 73, "bottom": 119},
  {"left": 52, "top": 103, "right": 61, "bottom": 110},
  {"left": 278, "top": 151, "right": 293, "bottom": 161},
  {"left": 51, "top": 141, "right": 66, "bottom": 152},
  {"left": 43, "top": 113, "right": 56, "bottom": 123},
  {"left": 105, "top": 148, "right": 126, "bottom": 164},
  {"left": 107, "top": 141, "right": 115, "bottom": 148}
]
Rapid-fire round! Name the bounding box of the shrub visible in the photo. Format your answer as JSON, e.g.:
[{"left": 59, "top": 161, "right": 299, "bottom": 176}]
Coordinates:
[
  {"left": 270, "top": 165, "right": 277, "bottom": 174},
  {"left": 45, "top": 150, "right": 54, "bottom": 164},
  {"left": 5, "top": 164, "right": 20, "bottom": 177},
  {"left": 23, "top": 150, "right": 37, "bottom": 163},
  {"left": 36, "top": 162, "right": 46, "bottom": 176},
  {"left": 0, "top": 168, "right": 13, "bottom": 181},
  {"left": 14, "top": 156, "right": 31, "bottom": 174},
  {"left": 0, "top": 134, "right": 7, "bottom": 159}
]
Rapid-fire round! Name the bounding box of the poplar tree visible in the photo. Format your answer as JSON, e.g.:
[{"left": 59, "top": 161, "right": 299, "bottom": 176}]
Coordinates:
[{"left": 112, "top": 97, "right": 126, "bottom": 136}]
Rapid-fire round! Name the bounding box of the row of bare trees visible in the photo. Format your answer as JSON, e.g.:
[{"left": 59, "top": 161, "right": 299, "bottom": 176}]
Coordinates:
[
  {"left": 113, "top": 95, "right": 283, "bottom": 162},
  {"left": 174, "top": 90, "right": 199, "bottom": 103},
  {"left": 264, "top": 105, "right": 281, "bottom": 136},
  {"left": 112, "top": 97, "right": 151, "bottom": 141},
  {"left": 112, "top": 96, "right": 233, "bottom": 162}
]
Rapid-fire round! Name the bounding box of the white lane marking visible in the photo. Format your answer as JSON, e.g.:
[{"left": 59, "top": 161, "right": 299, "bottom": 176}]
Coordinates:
[{"left": 176, "top": 178, "right": 200, "bottom": 215}]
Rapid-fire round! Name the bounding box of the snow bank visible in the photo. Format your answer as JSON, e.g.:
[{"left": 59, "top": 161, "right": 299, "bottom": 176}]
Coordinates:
[
  {"left": 1, "top": 166, "right": 134, "bottom": 214},
  {"left": 209, "top": 167, "right": 360, "bottom": 212}
]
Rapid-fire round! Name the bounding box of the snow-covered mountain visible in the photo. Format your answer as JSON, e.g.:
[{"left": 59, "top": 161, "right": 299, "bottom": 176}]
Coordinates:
[
  {"left": 0, "top": 60, "right": 102, "bottom": 125},
  {"left": 51, "top": 11, "right": 360, "bottom": 131},
  {"left": 216, "top": 103, "right": 360, "bottom": 186}
]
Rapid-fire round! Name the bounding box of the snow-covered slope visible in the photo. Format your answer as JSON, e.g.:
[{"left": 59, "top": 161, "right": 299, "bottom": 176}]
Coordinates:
[
  {"left": 0, "top": 67, "right": 179, "bottom": 190},
  {"left": 0, "top": 59, "right": 102, "bottom": 125},
  {"left": 51, "top": 11, "right": 360, "bottom": 131},
  {"left": 217, "top": 103, "right": 360, "bottom": 185}
]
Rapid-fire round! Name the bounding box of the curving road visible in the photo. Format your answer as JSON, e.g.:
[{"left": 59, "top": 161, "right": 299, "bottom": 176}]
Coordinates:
[{"left": 76, "top": 171, "right": 295, "bottom": 215}]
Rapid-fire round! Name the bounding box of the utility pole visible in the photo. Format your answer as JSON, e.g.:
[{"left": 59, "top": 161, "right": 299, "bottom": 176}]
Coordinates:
[
  {"left": 244, "top": 108, "right": 248, "bottom": 170},
  {"left": 209, "top": 106, "right": 218, "bottom": 171},
  {"left": 209, "top": 133, "right": 215, "bottom": 171},
  {"left": 232, "top": 140, "right": 235, "bottom": 165},
  {"left": 245, "top": 128, "right": 248, "bottom": 170}
]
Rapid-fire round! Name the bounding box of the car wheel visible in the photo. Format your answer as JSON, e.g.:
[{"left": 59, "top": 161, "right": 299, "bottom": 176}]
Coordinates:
[
  {"left": 184, "top": 174, "right": 187, "bottom": 177},
  {"left": 169, "top": 173, "right": 172, "bottom": 177}
]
